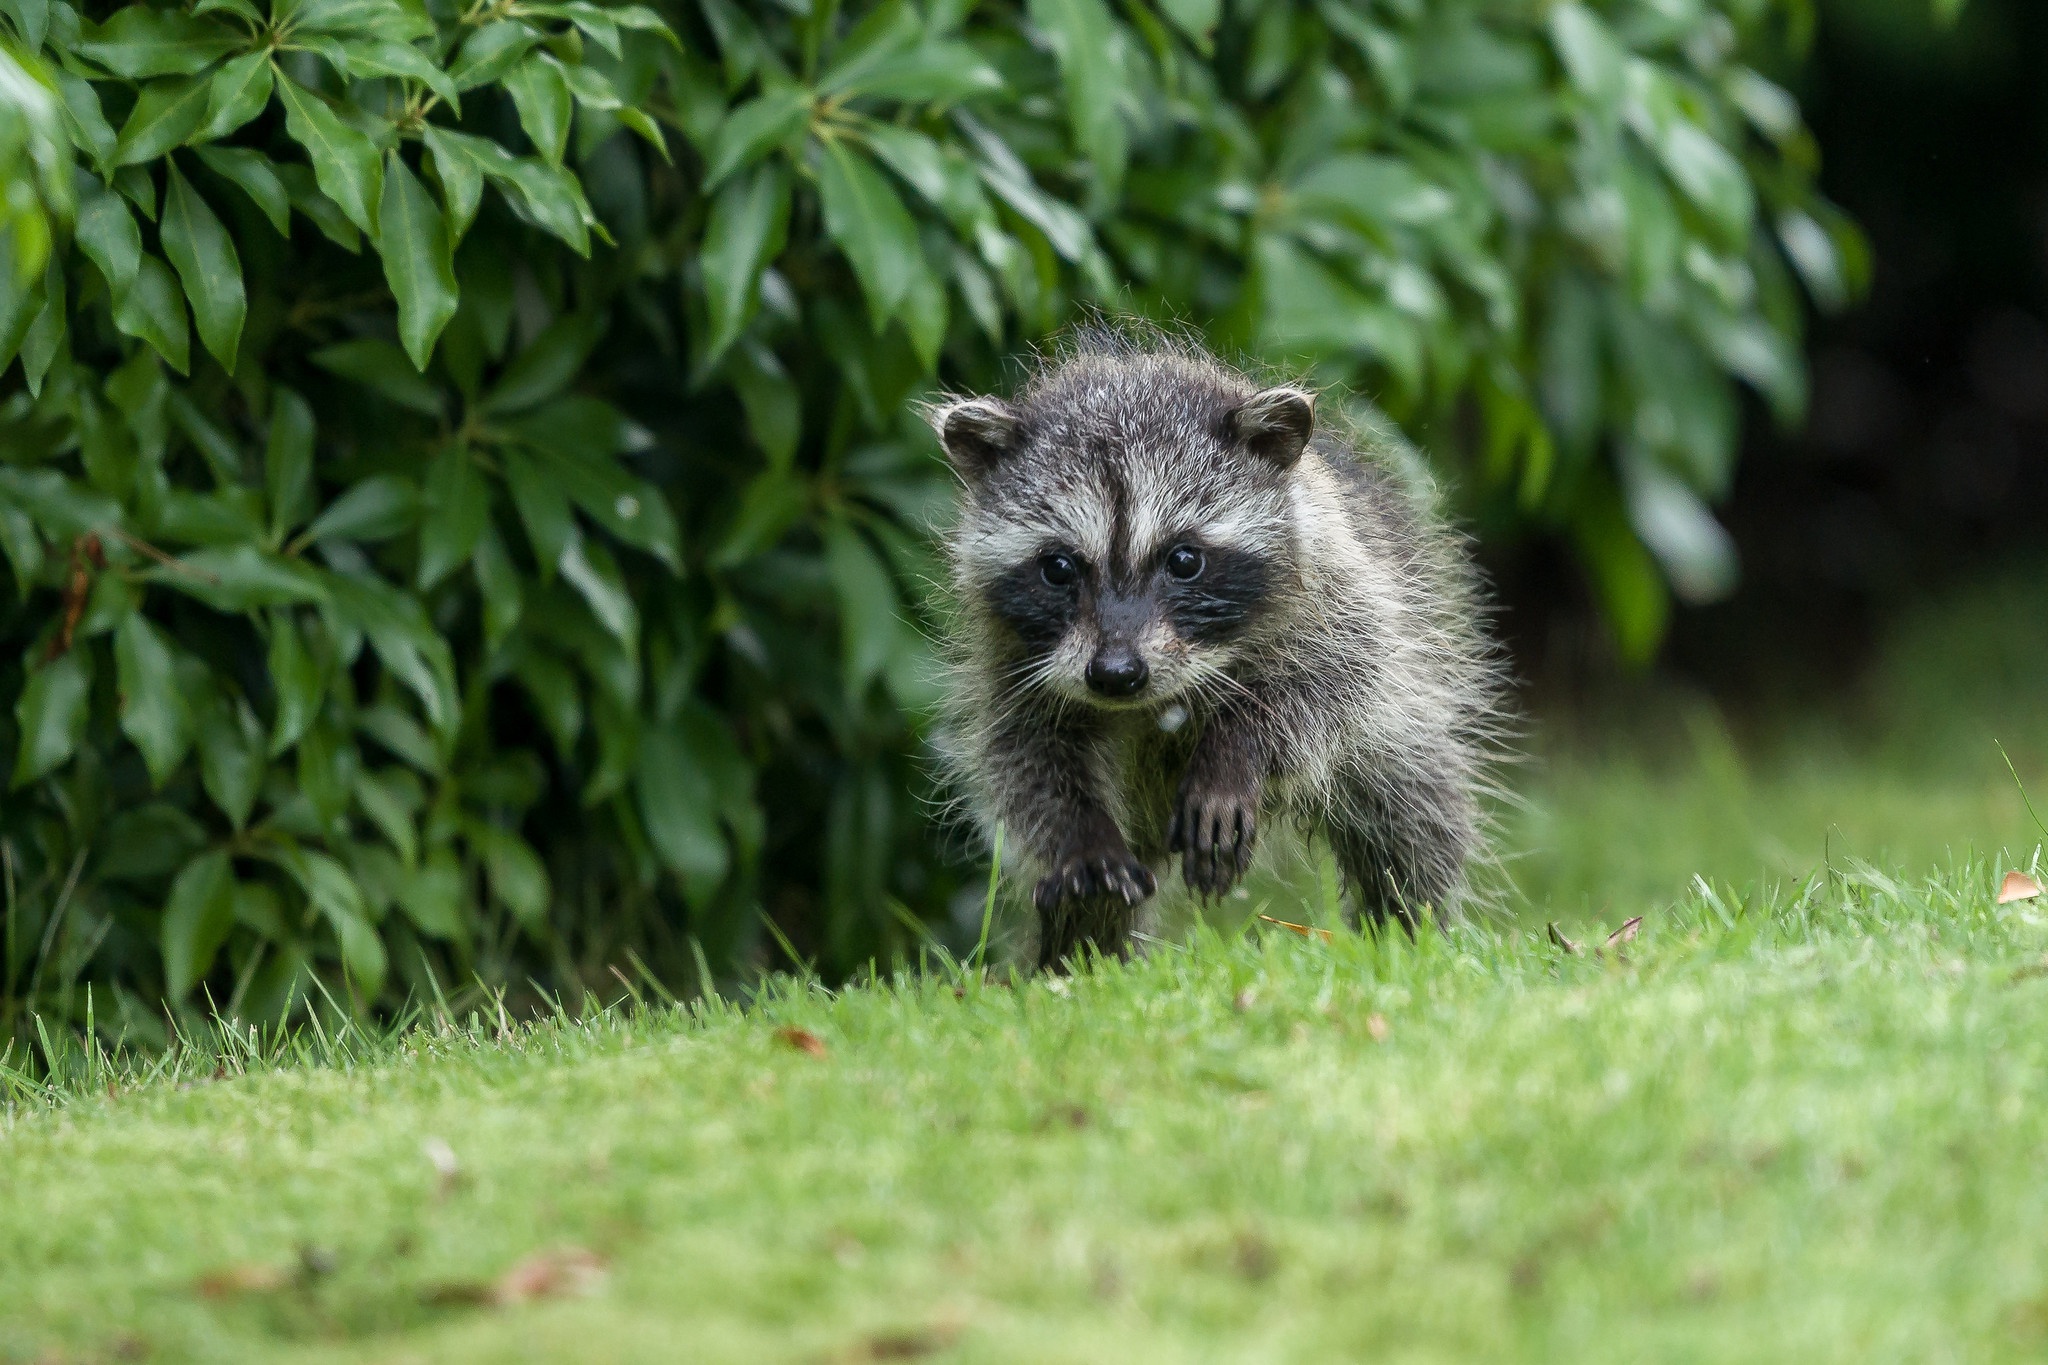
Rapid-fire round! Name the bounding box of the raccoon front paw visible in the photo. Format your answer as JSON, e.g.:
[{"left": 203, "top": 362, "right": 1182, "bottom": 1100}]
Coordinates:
[
  {"left": 1169, "top": 787, "right": 1257, "bottom": 899},
  {"left": 1033, "top": 846, "right": 1157, "bottom": 912}
]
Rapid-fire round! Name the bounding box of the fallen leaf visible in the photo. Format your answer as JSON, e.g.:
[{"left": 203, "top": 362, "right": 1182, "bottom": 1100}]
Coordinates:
[
  {"left": 861, "top": 1320, "right": 965, "bottom": 1360},
  {"left": 1605, "top": 916, "right": 1643, "bottom": 949},
  {"left": 1547, "top": 922, "right": 1582, "bottom": 955},
  {"left": 1257, "top": 914, "right": 1333, "bottom": 942},
  {"left": 195, "top": 1262, "right": 290, "bottom": 1297},
  {"left": 1365, "top": 1013, "right": 1389, "bottom": 1042},
  {"left": 1998, "top": 870, "right": 2043, "bottom": 904},
  {"left": 775, "top": 1026, "right": 828, "bottom": 1058},
  {"left": 1232, "top": 986, "right": 1256, "bottom": 1012},
  {"left": 492, "top": 1246, "right": 607, "bottom": 1306}
]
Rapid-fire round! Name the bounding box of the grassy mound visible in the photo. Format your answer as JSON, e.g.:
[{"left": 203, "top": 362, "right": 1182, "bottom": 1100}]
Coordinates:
[{"left": 8, "top": 854, "right": 2048, "bottom": 1362}]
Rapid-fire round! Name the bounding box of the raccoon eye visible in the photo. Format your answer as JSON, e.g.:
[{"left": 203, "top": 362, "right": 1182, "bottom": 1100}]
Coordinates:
[
  {"left": 1039, "top": 553, "right": 1079, "bottom": 587},
  {"left": 1164, "top": 545, "right": 1205, "bottom": 581}
]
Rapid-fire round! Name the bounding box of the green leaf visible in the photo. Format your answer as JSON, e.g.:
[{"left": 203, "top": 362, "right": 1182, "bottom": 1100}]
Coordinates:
[
  {"left": 154, "top": 545, "right": 330, "bottom": 612},
  {"left": 271, "top": 845, "right": 386, "bottom": 997},
  {"left": 502, "top": 449, "right": 573, "bottom": 575},
  {"left": 425, "top": 126, "right": 484, "bottom": 241},
  {"left": 377, "top": 153, "right": 460, "bottom": 369},
  {"left": 267, "top": 609, "right": 324, "bottom": 755},
  {"left": 19, "top": 262, "right": 64, "bottom": 397},
  {"left": 1027, "top": 0, "right": 1126, "bottom": 192},
  {"left": 394, "top": 852, "right": 463, "bottom": 938},
  {"left": 469, "top": 822, "right": 549, "bottom": 929},
  {"left": 635, "top": 724, "right": 727, "bottom": 891},
  {"left": 504, "top": 398, "right": 680, "bottom": 569},
  {"left": 321, "top": 569, "right": 459, "bottom": 736},
  {"left": 265, "top": 387, "right": 315, "bottom": 542},
  {"left": 310, "top": 338, "right": 443, "bottom": 415},
  {"left": 115, "top": 613, "right": 193, "bottom": 786},
  {"left": 0, "top": 467, "right": 122, "bottom": 538},
  {"left": 724, "top": 340, "right": 801, "bottom": 469},
  {"left": 449, "top": 20, "right": 540, "bottom": 91},
  {"left": 200, "top": 49, "right": 274, "bottom": 142},
  {"left": 291, "top": 0, "right": 432, "bottom": 39},
  {"left": 505, "top": 54, "right": 572, "bottom": 166},
  {"left": 341, "top": 40, "right": 459, "bottom": 109},
  {"left": 197, "top": 693, "right": 265, "bottom": 827},
  {"left": 1548, "top": 3, "right": 1626, "bottom": 108},
  {"left": 160, "top": 849, "right": 235, "bottom": 998},
  {"left": 1156, "top": 0, "right": 1219, "bottom": 51},
  {"left": 473, "top": 522, "right": 523, "bottom": 647},
  {"left": 1656, "top": 124, "right": 1754, "bottom": 244},
  {"left": 557, "top": 526, "right": 637, "bottom": 650},
  {"left": 828, "top": 43, "right": 1003, "bottom": 104},
  {"left": 822, "top": 519, "right": 900, "bottom": 696},
  {"left": 161, "top": 164, "right": 246, "bottom": 372},
  {"left": 300, "top": 473, "right": 419, "bottom": 544},
  {"left": 54, "top": 71, "right": 119, "bottom": 172},
  {"left": 353, "top": 766, "right": 421, "bottom": 865},
  {"left": 278, "top": 162, "right": 360, "bottom": 250},
  {"left": 417, "top": 444, "right": 487, "bottom": 588},
  {"left": 700, "top": 161, "right": 789, "bottom": 363},
  {"left": 111, "top": 254, "right": 191, "bottom": 375},
  {"left": 114, "top": 74, "right": 214, "bottom": 166},
  {"left": 75, "top": 184, "right": 141, "bottom": 301},
  {"left": 1289, "top": 155, "right": 1454, "bottom": 231},
  {"left": 815, "top": 136, "right": 919, "bottom": 330},
  {"left": 77, "top": 9, "right": 240, "bottom": 78},
  {"left": 195, "top": 146, "right": 291, "bottom": 235},
  {"left": 277, "top": 72, "right": 383, "bottom": 235},
  {"left": 481, "top": 311, "right": 603, "bottom": 415},
  {"left": 702, "top": 86, "right": 810, "bottom": 188},
  {"left": 615, "top": 107, "right": 671, "bottom": 162},
  {"left": 6, "top": 0, "right": 52, "bottom": 52},
  {"left": 11, "top": 652, "right": 91, "bottom": 788},
  {"left": 422, "top": 128, "right": 591, "bottom": 254}
]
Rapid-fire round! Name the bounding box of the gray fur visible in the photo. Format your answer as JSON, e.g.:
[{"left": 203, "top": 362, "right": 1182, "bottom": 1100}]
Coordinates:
[{"left": 928, "top": 325, "right": 1506, "bottom": 971}]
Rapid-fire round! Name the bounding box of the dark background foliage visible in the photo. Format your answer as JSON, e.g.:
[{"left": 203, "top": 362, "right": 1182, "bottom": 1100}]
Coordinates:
[
  {"left": 1, "top": 0, "right": 2004, "bottom": 1045},
  {"left": 1505, "top": 0, "right": 2048, "bottom": 704}
]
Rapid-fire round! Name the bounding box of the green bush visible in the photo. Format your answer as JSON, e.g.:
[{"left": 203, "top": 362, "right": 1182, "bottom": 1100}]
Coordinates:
[{"left": 0, "top": 0, "right": 1850, "bottom": 1031}]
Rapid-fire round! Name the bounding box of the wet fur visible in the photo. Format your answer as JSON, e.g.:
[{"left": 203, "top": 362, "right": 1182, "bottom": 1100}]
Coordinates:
[{"left": 929, "top": 325, "right": 1505, "bottom": 971}]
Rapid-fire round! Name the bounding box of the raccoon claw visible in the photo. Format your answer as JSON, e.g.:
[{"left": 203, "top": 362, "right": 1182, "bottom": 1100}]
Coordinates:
[
  {"left": 1169, "top": 793, "right": 1257, "bottom": 899},
  {"left": 1034, "top": 850, "right": 1156, "bottom": 912}
]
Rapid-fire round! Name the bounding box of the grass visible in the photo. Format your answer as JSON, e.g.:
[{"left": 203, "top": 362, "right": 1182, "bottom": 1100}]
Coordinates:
[
  {"left": 7, "top": 860, "right": 2048, "bottom": 1362},
  {"left": 5, "top": 573, "right": 2048, "bottom": 1363}
]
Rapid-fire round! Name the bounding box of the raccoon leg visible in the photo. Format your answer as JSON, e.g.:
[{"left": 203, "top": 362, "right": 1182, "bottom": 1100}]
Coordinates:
[
  {"left": 978, "top": 712, "right": 1156, "bottom": 970},
  {"left": 1167, "top": 709, "right": 1267, "bottom": 900},
  {"left": 1326, "top": 762, "right": 1475, "bottom": 932}
]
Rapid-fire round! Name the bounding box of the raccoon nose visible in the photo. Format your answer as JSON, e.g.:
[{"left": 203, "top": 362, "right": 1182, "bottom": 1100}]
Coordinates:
[{"left": 1086, "top": 651, "right": 1149, "bottom": 698}]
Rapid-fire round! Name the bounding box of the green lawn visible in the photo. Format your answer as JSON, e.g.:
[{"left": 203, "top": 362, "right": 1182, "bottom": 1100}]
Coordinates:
[
  {"left": 8, "top": 852, "right": 2048, "bottom": 1363},
  {"left": 6, "top": 576, "right": 2048, "bottom": 1363}
]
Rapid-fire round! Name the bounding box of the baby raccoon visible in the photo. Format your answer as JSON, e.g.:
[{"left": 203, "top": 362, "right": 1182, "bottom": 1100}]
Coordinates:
[{"left": 929, "top": 328, "right": 1502, "bottom": 971}]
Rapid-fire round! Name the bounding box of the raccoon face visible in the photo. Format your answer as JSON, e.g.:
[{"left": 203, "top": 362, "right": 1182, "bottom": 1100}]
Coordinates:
[{"left": 936, "top": 379, "right": 1314, "bottom": 710}]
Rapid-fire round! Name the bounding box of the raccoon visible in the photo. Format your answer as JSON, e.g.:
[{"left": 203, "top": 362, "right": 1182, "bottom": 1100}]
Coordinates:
[{"left": 928, "top": 327, "right": 1503, "bottom": 971}]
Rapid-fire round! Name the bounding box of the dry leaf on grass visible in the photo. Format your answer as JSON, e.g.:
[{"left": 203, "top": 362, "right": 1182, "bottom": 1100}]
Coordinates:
[
  {"left": 775, "top": 1026, "right": 828, "bottom": 1058},
  {"left": 1258, "top": 914, "right": 1333, "bottom": 942},
  {"left": 1605, "top": 916, "right": 1643, "bottom": 949},
  {"left": 1546, "top": 923, "right": 1582, "bottom": 956},
  {"left": 1365, "top": 1013, "right": 1390, "bottom": 1043},
  {"left": 423, "top": 1246, "right": 609, "bottom": 1310},
  {"left": 194, "top": 1263, "right": 291, "bottom": 1297},
  {"left": 1998, "top": 871, "right": 2043, "bottom": 905},
  {"left": 492, "top": 1247, "right": 608, "bottom": 1306}
]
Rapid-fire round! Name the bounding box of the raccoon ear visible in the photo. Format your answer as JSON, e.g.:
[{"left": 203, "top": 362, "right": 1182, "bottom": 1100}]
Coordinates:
[
  {"left": 1227, "top": 387, "right": 1316, "bottom": 468},
  {"left": 929, "top": 398, "right": 1020, "bottom": 479}
]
